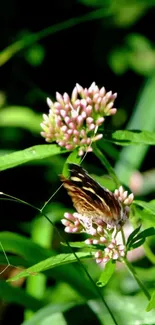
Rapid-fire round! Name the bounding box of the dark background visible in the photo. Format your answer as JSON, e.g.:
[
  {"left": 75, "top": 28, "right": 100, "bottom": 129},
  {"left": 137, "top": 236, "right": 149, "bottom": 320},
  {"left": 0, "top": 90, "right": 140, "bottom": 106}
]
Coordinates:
[{"left": 1, "top": 1, "right": 155, "bottom": 324}]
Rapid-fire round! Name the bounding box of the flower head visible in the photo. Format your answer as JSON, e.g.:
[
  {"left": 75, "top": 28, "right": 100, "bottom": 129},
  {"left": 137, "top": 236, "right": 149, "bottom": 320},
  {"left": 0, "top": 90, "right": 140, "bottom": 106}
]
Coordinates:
[
  {"left": 61, "top": 185, "right": 134, "bottom": 266},
  {"left": 41, "top": 82, "right": 117, "bottom": 156}
]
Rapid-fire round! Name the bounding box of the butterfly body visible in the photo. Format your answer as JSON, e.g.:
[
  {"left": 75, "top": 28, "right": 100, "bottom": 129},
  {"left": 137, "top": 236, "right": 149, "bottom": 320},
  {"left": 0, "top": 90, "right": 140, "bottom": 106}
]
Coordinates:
[{"left": 60, "top": 164, "right": 125, "bottom": 227}]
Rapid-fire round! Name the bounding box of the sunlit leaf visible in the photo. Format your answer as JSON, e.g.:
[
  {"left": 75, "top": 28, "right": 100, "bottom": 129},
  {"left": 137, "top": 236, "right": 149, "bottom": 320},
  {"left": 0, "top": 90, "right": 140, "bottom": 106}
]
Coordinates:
[
  {"left": 8, "top": 252, "right": 92, "bottom": 282},
  {"left": 103, "top": 130, "right": 155, "bottom": 145},
  {"left": 96, "top": 260, "right": 115, "bottom": 287},
  {"left": 146, "top": 290, "right": 155, "bottom": 312},
  {"left": 134, "top": 200, "right": 155, "bottom": 216},
  {"left": 0, "top": 144, "right": 67, "bottom": 171}
]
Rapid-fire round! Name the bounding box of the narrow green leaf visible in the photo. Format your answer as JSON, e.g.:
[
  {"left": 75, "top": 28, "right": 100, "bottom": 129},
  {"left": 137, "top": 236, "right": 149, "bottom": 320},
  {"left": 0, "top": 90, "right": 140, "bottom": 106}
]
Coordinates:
[
  {"left": 134, "top": 200, "right": 155, "bottom": 215},
  {"left": 96, "top": 260, "right": 115, "bottom": 287},
  {"left": 102, "top": 130, "right": 155, "bottom": 145},
  {"left": 133, "top": 227, "right": 155, "bottom": 242},
  {"left": 8, "top": 252, "right": 92, "bottom": 282},
  {"left": 128, "top": 227, "right": 155, "bottom": 250},
  {"left": 0, "top": 144, "right": 67, "bottom": 171},
  {"left": 126, "top": 225, "right": 141, "bottom": 246},
  {"left": 128, "top": 238, "right": 145, "bottom": 250},
  {"left": 146, "top": 290, "right": 155, "bottom": 312},
  {"left": 61, "top": 241, "right": 91, "bottom": 249},
  {"left": 62, "top": 148, "right": 81, "bottom": 177},
  {"left": 0, "top": 279, "right": 44, "bottom": 310}
]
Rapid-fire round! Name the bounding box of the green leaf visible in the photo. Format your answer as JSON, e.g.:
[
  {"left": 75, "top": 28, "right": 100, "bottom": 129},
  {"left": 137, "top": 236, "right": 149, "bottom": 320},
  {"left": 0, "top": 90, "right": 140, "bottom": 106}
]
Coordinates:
[
  {"left": 62, "top": 148, "right": 81, "bottom": 177},
  {"left": 8, "top": 252, "right": 92, "bottom": 282},
  {"left": 0, "top": 232, "right": 53, "bottom": 264},
  {"left": 102, "top": 130, "right": 155, "bottom": 145},
  {"left": 0, "top": 232, "right": 98, "bottom": 299},
  {"left": 0, "top": 279, "right": 44, "bottom": 310},
  {"left": 0, "top": 106, "right": 42, "bottom": 133},
  {"left": 0, "top": 144, "right": 67, "bottom": 171},
  {"left": 134, "top": 200, "right": 155, "bottom": 215},
  {"left": 146, "top": 290, "right": 155, "bottom": 312},
  {"left": 133, "top": 227, "right": 155, "bottom": 242},
  {"left": 61, "top": 241, "right": 91, "bottom": 249},
  {"left": 126, "top": 225, "right": 141, "bottom": 246},
  {"left": 129, "top": 238, "right": 145, "bottom": 250},
  {"left": 96, "top": 260, "right": 115, "bottom": 287},
  {"left": 21, "top": 303, "right": 76, "bottom": 325},
  {"left": 128, "top": 227, "right": 155, "bottom": 250}
]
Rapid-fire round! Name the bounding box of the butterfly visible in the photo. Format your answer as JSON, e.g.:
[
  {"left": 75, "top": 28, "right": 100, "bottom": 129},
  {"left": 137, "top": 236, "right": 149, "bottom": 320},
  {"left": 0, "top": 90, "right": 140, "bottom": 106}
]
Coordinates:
[{"left": 60, "top": 164, "right": 125, "bottom": 228}]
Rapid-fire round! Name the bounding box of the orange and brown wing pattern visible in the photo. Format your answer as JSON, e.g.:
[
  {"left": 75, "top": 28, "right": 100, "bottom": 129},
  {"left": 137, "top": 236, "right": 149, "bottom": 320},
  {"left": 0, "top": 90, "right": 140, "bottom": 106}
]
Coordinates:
[{"left": 60, "top": 164, "right": 122, "bottom": 226}]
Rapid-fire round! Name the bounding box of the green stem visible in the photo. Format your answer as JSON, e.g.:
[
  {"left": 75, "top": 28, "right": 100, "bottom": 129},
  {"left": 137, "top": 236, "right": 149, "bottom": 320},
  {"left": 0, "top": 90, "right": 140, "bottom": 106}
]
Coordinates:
[
  {"left": 120, "top": 228, "right": 126, "bottom": 246},
  {"left": 0, "top": 8, "right": 111, "bottom": 66},
  {"left": 92, "top": 143, "right": 120, "bottom": 187},
  {"left": 123, "top": 257, "right": 151, "bottom": 300}
]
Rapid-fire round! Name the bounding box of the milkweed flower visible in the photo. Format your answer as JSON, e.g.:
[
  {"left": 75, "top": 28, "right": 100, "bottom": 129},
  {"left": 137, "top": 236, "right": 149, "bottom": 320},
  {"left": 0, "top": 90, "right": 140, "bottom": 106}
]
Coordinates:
[
  {"left": 61, "top": 186, "right": 134, "bottom": 266},
  {"left": 41, "top": 82, "right": 117, "bottom": 156}
]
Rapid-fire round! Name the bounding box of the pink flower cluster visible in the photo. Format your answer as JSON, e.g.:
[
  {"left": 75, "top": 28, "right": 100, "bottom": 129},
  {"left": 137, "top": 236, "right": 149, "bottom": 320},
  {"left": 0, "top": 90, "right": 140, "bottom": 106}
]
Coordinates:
[
  {"left": 41, "top": 82, "right": 117, "bottom": 156},
  {"left": 61, "top": 186, "right": 134, "bottom": 265}
]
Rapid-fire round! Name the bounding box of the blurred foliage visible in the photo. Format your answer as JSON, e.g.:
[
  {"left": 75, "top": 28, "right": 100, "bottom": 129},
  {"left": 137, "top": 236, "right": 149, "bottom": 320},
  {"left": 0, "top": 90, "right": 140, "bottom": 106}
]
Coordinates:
[{"left": 0, "top": 0, "right": 155, "bottom": 324}]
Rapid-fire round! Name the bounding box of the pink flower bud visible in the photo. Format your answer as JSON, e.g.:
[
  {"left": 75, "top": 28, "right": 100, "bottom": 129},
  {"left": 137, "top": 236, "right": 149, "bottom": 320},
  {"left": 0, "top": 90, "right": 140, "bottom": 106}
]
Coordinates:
[
  {"left": 88, "top": 123, "right": 95, "bottom": 131},
  {"left": 56, "top": 92, "right": 64, "bottom": 105},
  {"left": 64, "top": 116, "right": 71, "bottom": 124},
  {"left": 96, "top": 117, "right": 105, "bottom": 125},
  {"left": 86, "top": 117, "right": 93, "bottom": 124},
  {"left": 54, "top": 102, "right": 62, "bottom": 110},
  {"left": 61, "top": 125, "right": 68, "bottom": 132},
  {"left": 76, "top": 83, "right": 83, "bottom": 94},
  {"left": 100, "top": 87, "right": 105, "bottom": 96},
  {"left": 69, "top": 122, "right": 75, "bottom": 129},
  {"left": 95, "top": 251, "right": 103, "bottom": 258},
  {"left": 71, "top": 87, "right": 78, "bottom": 102},
  {"left": 78, "top": 149, "right": 84, "bottom": 156},
  {"left": 67, "top": 129, "right": 73, "bottom": 135},
  {"left": 96, "top": 258, "right": 103, "bottom": 264},
  {"left": 63, "top": 92, "right": 70, "bottom": 104},
  {"left": 93, "top": 239, "right": 99, "bottom": 245},
  {"left": 85, "top": 105, "right": 92, "bottom": 115},
  {"left": 73, "top": 137, "right": 79, "bottom": 144},
  {"left": 61, "top": 219, "right": 70, "bottom": 226},
  {"left": 100, "top": 237, "right": 107, "bottom": 243},
  {"left": 112, "top": 252, "right": 119, "bottom": 260},
  {"left": 65, "top": 144, "right": 74, "bottom": 150},
  {"left": 60, "top": 110, "right": 66, "bottom": 118},
  {"left": 47, "top": 97, "right": 53, "bottom": 108},
  {"left": 109, "top": 108, "right": 117, "bottom": 115},
  {"left": 85, "top": 239, "right": 93, "bottom": 245}
]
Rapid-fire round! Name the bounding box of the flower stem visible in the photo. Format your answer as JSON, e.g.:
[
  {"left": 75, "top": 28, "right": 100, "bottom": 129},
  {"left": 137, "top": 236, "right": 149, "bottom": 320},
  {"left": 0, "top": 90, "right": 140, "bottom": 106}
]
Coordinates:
[
  {"left": 92, "top": 143, "right": 120, "bottom": 187},
  {"left": 123, "top": 257, "right": 151, "bottom": 300}
]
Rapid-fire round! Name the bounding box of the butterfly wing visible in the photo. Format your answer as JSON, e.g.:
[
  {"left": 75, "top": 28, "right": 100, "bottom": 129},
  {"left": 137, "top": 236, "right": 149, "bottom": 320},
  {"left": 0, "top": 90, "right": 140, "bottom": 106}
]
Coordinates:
[{"left": 60, "top": 164, "right": 122, "bottom": 226}]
